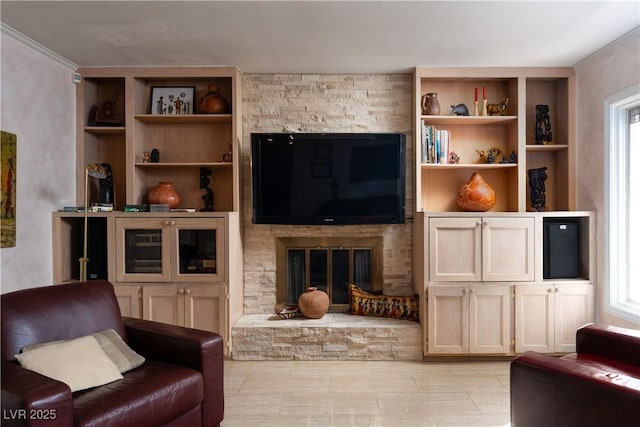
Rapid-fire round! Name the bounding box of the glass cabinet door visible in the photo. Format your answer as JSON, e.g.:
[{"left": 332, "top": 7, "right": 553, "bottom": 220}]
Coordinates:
[
  {"left": 116, "top": 218, "right": 171, "bottom": 282},
  {"left": 171, "top": 218, "right": 225, "bottom": 283}
]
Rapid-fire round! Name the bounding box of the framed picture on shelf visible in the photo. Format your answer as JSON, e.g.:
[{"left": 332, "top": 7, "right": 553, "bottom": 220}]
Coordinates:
[{"left": 150, "top": 86, "right": 195, "bottom": 115}]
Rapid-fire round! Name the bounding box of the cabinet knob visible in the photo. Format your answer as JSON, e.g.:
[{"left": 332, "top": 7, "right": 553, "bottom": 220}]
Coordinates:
[
  {"left": 547, "top": 288, "right": 553, "bottom": 293},
  {"left": 162, "top": 220, "right": 170, "bottom": 226},
  {"left": 185, "top": 288, "right": 191, "bottom": 295},
  {"left": 463, "top": 288, "right": 469, "bottom": 294},
  {"left": 169, "top": 220, "right": 176, "bottom": 226},
  {"left": 476, "top": 219, "right": 482, "bottom": 226},
  {"left": 469, "top": 288, "right": 475, "bottom": 293},
  {"left": 178, "top": 288, "right": 184, "bottom": 295}
]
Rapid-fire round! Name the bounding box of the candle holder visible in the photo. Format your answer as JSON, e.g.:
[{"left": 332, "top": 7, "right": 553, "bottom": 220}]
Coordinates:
[
  {"left": 474, "top": 100, "right": 479, "bottom": 116},
  {"left": 482, "top": 99, "right": 488, "bottom": 116}
]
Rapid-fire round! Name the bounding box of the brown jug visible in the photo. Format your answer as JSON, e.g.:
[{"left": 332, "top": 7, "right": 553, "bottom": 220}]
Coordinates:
[
  {"left": 421, "top": 92, "right": 441, "bottom": 115},
  {"left": 197, "top": 85, "right": 230, "bottom": 114}
]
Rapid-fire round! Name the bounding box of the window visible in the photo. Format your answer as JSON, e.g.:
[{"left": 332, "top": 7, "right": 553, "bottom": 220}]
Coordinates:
[{"left": 605, "top": 84, "right": 640, "bottom": 323}]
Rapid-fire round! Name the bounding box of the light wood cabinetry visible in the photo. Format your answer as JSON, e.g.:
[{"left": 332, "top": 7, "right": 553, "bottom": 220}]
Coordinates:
[
  {"left": 515, "top": 283, "right": 594, "bottom": 353},
  {"left": 55, "top": 66, "right": 243, "bottom": 356},
  {"left": 427, "top": 284, "right": 511, "bottom": 354},
  {"left": 76, "top": 67, "right": 242, "bottom": 212},
  {"left": 414, "top": 67, "right": 575, "bottom": 213},
  {"left": 429, "top": 216, "right": 534, "bottom": 282},
  {"left": 142, "top": 284, "right": 226, "bottom": 333}
]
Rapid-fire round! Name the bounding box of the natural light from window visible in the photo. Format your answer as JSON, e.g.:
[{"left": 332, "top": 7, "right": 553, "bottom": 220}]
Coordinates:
[{"left": 606, "top": 85, "right": 640, "bottom": 323}]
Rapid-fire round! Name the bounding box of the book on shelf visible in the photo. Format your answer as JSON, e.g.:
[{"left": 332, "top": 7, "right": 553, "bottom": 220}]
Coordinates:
[{"left": 421, "top": 123, "right": 450, "bottom": 164}]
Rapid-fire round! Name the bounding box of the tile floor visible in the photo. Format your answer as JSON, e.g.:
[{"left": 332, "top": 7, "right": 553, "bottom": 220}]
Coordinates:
[{"left": 223, "top": 360, "right": 511, "bottom": 427}]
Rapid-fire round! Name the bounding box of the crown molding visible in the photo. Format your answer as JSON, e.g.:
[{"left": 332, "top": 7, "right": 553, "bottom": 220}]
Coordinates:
[{"left": 1, "top": 23, "right": 78, "bottom": 71}]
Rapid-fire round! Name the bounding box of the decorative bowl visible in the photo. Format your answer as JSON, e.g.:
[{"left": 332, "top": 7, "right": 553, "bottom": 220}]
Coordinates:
[{"left": 275, "top": 305, "right": 299, "bottom": 319}]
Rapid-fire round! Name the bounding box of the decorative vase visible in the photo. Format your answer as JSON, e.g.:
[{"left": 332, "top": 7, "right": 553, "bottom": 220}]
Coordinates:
[
  {"left": 421, "top": 92, "right": 441, "bottom": 115},
  {"left": 457, "top": 172, "right": 496, "bottom": 211},
  {"left": 148, "top": 182, "right": 181, "bottom": 208},
  {"left": 197, "top": 85, "right": 230, "bottom": 114},
  {"left": 298, "top": 287, "right": 330, "bottom": 319}
]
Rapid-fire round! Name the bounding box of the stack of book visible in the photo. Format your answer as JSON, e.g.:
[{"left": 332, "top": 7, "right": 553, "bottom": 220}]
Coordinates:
[{"left": 421, "top": 123, "right": 451, "bottom": 164}]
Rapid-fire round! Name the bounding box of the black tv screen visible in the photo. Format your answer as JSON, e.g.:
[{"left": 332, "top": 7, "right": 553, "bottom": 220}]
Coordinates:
[{"left": 251, "top": 133, "right": 406, "bottom": 225}]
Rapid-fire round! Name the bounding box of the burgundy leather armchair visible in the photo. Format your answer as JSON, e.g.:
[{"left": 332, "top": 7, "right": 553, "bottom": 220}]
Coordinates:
[
  {"left": 1, "top": 281, "right": 224, "bottom": 427},
  {"left": 511, "top": 323, "right": 640, "bottom": 427}
]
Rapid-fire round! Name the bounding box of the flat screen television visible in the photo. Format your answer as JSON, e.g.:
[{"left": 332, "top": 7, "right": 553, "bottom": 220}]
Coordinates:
[{"left": 251, "top": 133, "right": 406, "bottom": 225}]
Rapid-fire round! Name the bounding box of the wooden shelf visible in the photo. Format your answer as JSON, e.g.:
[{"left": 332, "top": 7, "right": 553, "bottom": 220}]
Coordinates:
[
  {"left": 135, "top": 162, "right": 233, "bottom": 168},
  {"left": 421, "top": 163, "right": 517, "bottom": 170},
  {"left": 420, "top": 115, "right": 517, "bottom": 125},
  {"left": 84, "top": 126, "right": 126, "bottom": 134},
  {"left": 134, "top": 114, "right": 232, "bottom": 124},
  {"left": 526, "top": 144, "right": 569, "bottom": 152}
]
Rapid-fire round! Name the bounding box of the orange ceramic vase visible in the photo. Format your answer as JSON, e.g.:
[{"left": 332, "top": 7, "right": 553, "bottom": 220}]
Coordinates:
[
  {"left": 148, "top": 182, "right": 181, "bottom": 209},
  {"left": 457, "top": 172, "right": 496, "bottom": 211},
  {"left": 298, "top": 287, "right": 330, "bottom": 319},
  {"left": 197, "top": 85, "right": 230, "bottom": 114}
]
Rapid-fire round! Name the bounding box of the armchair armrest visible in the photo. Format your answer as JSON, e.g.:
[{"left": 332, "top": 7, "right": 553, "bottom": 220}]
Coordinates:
[
  {"left": 1, "top": 360, "right": 73, "bottom": 427},
  {"left": 122, "top": 317, "right": 224, "bottom": 427},
  {"left": 577, "top": 323, "right": 640, "bottom": 366},
  {"left": 511, "top": 351, "right": 640, "bottom": 427}
]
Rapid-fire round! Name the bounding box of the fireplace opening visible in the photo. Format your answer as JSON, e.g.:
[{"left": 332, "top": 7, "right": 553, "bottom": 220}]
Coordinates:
[{"left": 276, "top": 237, "right": 383, "bottom": 312}]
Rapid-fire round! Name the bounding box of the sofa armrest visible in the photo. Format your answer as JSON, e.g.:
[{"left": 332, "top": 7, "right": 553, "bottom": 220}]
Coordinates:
[
  {"left": 122, "top": 317, "right": 224, "bottom": 427},
  {"left": 577, "top": 323, "right": 640, "bottom": 366},
  {"left": 1, "top": 360, "right": 74, "bottom": 427},
  {"left": 511, "top": 351, "right": 640, "bottom": 427}
]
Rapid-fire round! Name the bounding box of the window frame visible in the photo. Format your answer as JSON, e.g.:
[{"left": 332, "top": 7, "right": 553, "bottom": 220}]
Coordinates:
[{"left": 604, "top": 84, "right": 640, "bottom": 323}]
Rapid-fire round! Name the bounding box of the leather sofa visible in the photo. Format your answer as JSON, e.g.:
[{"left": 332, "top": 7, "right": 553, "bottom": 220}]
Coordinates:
[
  {"left": 511, "top": 323, "right": 640, "bottom": 427},
  {"left": 1, "top": 281, "right": 224, "bottom": 427}
]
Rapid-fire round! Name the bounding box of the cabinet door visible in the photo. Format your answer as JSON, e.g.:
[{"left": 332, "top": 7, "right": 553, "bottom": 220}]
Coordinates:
[
  {"left": 515, "top": 284, "right": 554, "bottom": 353},
  {"left": 427, "top": 285, "right": 469, "bottom": 354},
  {"left": 142, "top": 285, "right": 184, "bottom": 326},
  {"left": 554, "top": 284, "right": 594, "bottom": 353},
  {"left": 469, "top": 285, "right": 511, "bottom": 354},
  {"left": 114, "top": 284, "right": 140, "bottom": 318},
  {"left": 429, "top": 218, "right": 481, "bottom": 281},
  {"left": 171, "top": 218, "right": 225, "bottom": 283},
  {"left": 482, "top": 217, "right": 534, "bottom": 281},
  {"left": 116, "top": 218, "right": 171, "bottom": 283},
  {"left": 184, "top": 285, "right": 227, "bottom": 337}
]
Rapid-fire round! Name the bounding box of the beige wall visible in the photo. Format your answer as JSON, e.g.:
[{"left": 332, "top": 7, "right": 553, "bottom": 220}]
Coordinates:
[
  {"left": 241, "top": 74, "right": 414, "bottom": 313},
  {"left": 574, "top": 27, "right": 640, "bottom": 329},
  {"left": 0, "top": 31, "right": 77, "bottom": 293}
]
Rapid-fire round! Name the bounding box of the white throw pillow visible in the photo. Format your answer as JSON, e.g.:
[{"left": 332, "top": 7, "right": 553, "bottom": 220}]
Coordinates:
[
  {"left": 23, "top": 329, "right": 145, "bottom": 374},
  {"left": 16, "top": 335, "right": 123, "bottom": 392}
]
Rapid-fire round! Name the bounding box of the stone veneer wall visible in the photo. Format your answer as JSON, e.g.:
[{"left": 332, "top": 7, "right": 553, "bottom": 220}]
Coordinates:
[{"left": 242, "top": 74, "right": 414, "bottom": 314}]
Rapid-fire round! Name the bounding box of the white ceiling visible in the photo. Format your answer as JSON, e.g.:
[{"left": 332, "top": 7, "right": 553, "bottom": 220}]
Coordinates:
[{"left": 1, "top": 1, "right": 639, "bottom": 73}]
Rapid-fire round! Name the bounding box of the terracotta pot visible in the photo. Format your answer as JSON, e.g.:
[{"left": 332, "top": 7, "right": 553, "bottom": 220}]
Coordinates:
[
  {"left": 148, "top": 181, "right": 181, "bottom": 209},
  {"left": 298, "top": 287, "right": 330, "bottom": 319},
  {"left": 421, "top": 92, "right": 441, "bottom": 115},
  {"left": 457, "top": 172, "right": 496, "bottom": 211},
  {"left": 197, "top": 85, "right": 230, "bottom": 114}
]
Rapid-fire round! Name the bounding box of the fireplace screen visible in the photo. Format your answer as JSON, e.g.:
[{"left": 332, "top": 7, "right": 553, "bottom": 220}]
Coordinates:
[{"left": 286, "top": 247, "right": 374, "bottom": 311}]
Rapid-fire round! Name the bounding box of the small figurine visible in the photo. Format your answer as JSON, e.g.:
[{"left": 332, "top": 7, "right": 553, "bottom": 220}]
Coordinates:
[
  {"left": 535, "top": 104, "right": 553, "bottom": 144},
  {"left": 99, "top": 163, "right": 114, "bottom": 205},
  {"left": 150, "top": 148, "right": 160, "bottom": 162},
  {"left": 475, "top": 149, "right": 486, "bottom": 162},
  {"left": 142, "top": 151, "right": 150, "bottom": 163},
  {"left": 528, "top": 167, "right": 548, "bottom": 211},
  {"left": 200, "top": 167, "right": 214, "bottom": 211},
  {"left": 450, "top": 104, "right": 470, "bottom": 116},
  {"left": 222, "top": 143, "right": 232, "bottom": 162},
  {"left": 449, "top": 151, "right": 460, "bottom": 164},
  {"left": 486, "top": 98, "right": 509, "bottom": 116},
  {"left": 509, "top": 151, "right": 517, "bottom": 163}
]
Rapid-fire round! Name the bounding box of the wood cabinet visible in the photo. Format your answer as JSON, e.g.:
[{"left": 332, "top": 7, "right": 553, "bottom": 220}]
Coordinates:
[
  {"left": 114, "top": 216, "right": 225, "bottom": 283},
  {"left": 76, "top": 66, "right": 242, "bottom": 212},
  {"left": 427, "top": 284, "right": 511, "bottom": 355},
  {"left": 413, "top": 67, "right": 575, "bottom": 213},
  {"left": 52, "top": 211, "right": 242, "bottom": 356},
  {"left": 515, "top": 283, "right": 594, "bottom": 353},
  {"left": 429, "top": 216, "right": 534, "bottom": 282},
  {"left": 142, "top": 284, "right": 226, "bottom": 333}
]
